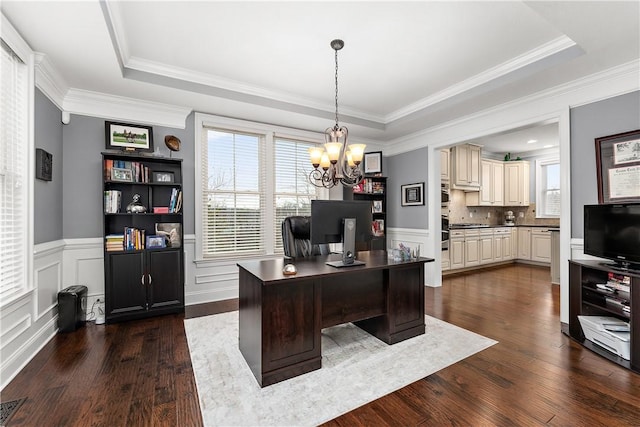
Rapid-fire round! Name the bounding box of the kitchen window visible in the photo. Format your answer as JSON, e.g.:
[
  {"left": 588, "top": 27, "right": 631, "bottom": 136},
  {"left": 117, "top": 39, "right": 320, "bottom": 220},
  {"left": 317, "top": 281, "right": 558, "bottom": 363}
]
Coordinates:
[{"left": 536, "top": 157, "right": 560, "bottom": 218}]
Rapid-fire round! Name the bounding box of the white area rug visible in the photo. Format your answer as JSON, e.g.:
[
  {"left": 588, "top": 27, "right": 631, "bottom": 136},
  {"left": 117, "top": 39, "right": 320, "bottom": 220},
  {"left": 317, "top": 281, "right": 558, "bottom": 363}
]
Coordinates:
[{"left": 184, "top": 312, "right": 497, "bottom": 426}]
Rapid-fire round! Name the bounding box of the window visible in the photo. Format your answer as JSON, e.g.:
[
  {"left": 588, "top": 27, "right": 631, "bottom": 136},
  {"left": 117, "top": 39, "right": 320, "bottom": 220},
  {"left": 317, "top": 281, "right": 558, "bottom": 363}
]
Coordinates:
[
  {"left": 196, "top": 115, "right": 323, "bottom": 259},
  {"left": 536, "top": 157, "right": 560, "bottom": 218},
  {"left": 1, "top": 37, "right": 31, "bottom": 301}
]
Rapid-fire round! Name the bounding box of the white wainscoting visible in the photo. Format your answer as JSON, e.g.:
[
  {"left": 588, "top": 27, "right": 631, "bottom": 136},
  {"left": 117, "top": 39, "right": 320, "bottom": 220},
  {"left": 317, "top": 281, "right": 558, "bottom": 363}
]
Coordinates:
[{"left": 387, "top": 227, "right": 439, "bottom": 287}]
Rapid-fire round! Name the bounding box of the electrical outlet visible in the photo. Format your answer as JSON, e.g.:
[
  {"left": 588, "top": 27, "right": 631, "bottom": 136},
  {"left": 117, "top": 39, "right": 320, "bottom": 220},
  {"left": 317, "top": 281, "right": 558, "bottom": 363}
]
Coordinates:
[{"left": 487, "top": 212, "right": 491, "bottom": 218}]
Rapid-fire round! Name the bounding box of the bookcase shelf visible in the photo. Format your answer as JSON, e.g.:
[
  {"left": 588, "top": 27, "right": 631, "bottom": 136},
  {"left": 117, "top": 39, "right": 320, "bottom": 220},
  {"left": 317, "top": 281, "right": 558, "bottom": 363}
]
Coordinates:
[
  {"left": 344, "top": 176, "right": 387, "bottom": 251},
  {"left": 102, "top": 151, "right": 184, "bottom": 323}
]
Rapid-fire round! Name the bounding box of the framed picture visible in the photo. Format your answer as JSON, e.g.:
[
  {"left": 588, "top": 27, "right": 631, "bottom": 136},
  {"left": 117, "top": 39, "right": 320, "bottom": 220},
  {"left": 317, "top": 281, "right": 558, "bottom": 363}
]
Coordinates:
[
  {"left": 364, "top": 151, "right": 382, "bottom": 175},
  {"left": 35, "top": 148, "right": 53, "bottom": 181},
  {"left": 155, "top": 222, "right": 182, "bottom": 248},
  {"left": 153, "top": 171, "right": 174, "bottom": 183},
  {"left": 595, "top": 129, "right": 640, "bottom": 204},
  {"left": 105, "top": 121, "right": 154, "bottom": 152},
  {"left": 401, "top": 182, "right": 425, "bottom": 206},
  {"left": 146, "top": 235, "right": 166, "bottom": 249},
  {"left": 372, "top": 200, "right": 383, "bottom": 213},
  {"left": 111, "top": 167, "right": 133, "bottom": 182}
]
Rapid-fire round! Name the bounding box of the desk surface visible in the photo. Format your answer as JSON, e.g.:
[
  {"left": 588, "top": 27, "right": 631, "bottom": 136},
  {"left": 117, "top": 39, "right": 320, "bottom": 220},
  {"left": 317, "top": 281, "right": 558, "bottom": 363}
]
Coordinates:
[{"left": 237, "top": 250, "right": 434, "bottom": 284}]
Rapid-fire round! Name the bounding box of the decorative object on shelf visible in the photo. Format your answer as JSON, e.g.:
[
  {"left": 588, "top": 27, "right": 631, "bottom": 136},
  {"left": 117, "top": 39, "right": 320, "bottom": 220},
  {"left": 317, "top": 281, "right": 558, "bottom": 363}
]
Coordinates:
[
  {"left": 35, "top": 148, "right": 53, "bottom": 181},
  {"left": 595, "top": 129, "right": 640, "bottom": 204},
  {"left": 164, "top": 135, "right": 181, "bottom": 157},
  {"left": 146, "top": 235, "right": 166, "bottom": 249},
  {"left": 126, "top": 194, "right": 147, "bottom": 213},
  {"left": 153, "top": 171, "right": 175, "bottom": 183},
  {"left": 372, "top": 200, "right": 383, "bottom": 213},
  {"left": 111, "top": 167, "right": 133, "bottom": 182},
  {"left": 364, "top": 151, "right": 382, "bottom": 175},
  {"left": 401, "top": 182, "right": 425, "bottom": 206},
  {"left": 155, "top": 222, "right": 182, "bottom": 248},
  {"left": 307, "top": 39, "right": 366, "bottom": 189},
  {"left": 105, "top": 121, "right": 154, "bottom": 152}
]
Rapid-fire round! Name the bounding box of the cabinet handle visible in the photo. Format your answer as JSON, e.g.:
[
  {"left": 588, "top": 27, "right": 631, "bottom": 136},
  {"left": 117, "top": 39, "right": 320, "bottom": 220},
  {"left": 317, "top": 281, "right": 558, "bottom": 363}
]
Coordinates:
[
  {"left": 148, "top": 274, "right": 152, "bottom": 285},
  {"left": 141, "top": 275, "right": 145, "bottom": 285}
]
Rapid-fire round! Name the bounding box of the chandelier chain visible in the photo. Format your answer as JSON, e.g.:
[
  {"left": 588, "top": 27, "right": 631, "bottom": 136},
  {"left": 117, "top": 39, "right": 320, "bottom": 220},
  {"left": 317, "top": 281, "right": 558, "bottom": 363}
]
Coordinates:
[{"left": 334, "top": 48, "right": 339, "bottom": 128}]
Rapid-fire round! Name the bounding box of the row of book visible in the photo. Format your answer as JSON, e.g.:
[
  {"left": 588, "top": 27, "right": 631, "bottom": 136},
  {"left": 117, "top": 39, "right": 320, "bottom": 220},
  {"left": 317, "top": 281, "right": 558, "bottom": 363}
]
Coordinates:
[
  {"left": 169, "top": 188, "right": 182, "bottom": 213},
  {"left": 104, "top": 159, "right": 150, "bottom": 183},
  {"left": 104, "top": 190, "right": 121, "bottom": 214},
  {"left": 353, "top": 179, "right": 385, "bottom": 194},
  {"left": 105, "top": 227, "right": 146, "bottom": 251}
]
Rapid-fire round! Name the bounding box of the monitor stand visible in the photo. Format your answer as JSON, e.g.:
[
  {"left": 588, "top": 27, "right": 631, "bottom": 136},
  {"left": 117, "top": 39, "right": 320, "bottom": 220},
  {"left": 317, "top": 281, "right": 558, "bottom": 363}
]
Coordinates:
[
  {"left": 326, "top": 217, "right": 365, "bottom": 268},
  {"left": 326, "top": 259, "right": 365, "bottom": 268}
]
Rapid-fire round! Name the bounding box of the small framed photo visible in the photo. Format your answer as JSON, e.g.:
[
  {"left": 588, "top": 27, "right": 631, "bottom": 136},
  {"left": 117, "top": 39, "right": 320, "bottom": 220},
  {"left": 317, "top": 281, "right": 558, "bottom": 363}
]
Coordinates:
[
  {"left": 146, "top": 235, "right": 166, "bottom": 249},
  {"left": 401, "top": 182, "right": 425, "bottom": 206},
  {"left": 364, "top": 151, "right": 382, "bottom": 175},
  {"left": 372, "top": 200, "right": 383, "bottom": 213},
  {"left": 153, "top": 171, "right": 175, "bottom": 183},
  {"left": 111, "top": 167, "right": 133, "bottom": 182},
  {"left": 105, "top": 121, "right": 154, "bottom": 152}
]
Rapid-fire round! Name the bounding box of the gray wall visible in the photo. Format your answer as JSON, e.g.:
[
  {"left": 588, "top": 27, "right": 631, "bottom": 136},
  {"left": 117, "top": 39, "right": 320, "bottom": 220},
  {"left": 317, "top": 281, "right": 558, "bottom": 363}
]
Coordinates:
[
  {"left": 34, "top": 89, "right": 63, "bottom": 244},
  {"left": 385, "top": 147, "right": 429, "bottom": 229},
  {"left": 570, "top": 91, "right": 640, "bottom": 237},
  {"left": 62, "top": 113, "right": 195, "bottom": 238}
]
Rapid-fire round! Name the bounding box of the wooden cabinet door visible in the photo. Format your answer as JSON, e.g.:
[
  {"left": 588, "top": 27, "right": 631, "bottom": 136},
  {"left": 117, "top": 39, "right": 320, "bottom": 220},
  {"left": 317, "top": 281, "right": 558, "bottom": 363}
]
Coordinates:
[
  {"left": 106, "top": 252, "right": 147, "bottom": 317},
  {"left": 531, "top": 230, "right": 551, "bottom": 263},
  {"left": 147, "top": 250, "right": 183, "bottom": 310},
  {"left": 518, "top": 227, "right": 531, "bottom": 259},
  {"left": 492, "top": 161, "right": 504, "bottom": 205},
  {"left": 469, "top": 144, "right": 481, "bottom": 187},
  {"left": 450, "top": 238, "right": 465, "bottom": 269},
  {"left": 465, "top": 236, "right": 480, "bottom": 267},
  {"left": 479, "top": 160, "right": 492, "bottom": 205},
  {"left": 479, "top": 234, "right": 493, "bottom": 264},
  {"left": 440, "top": 149, "right": 450, "bottom": 181}
]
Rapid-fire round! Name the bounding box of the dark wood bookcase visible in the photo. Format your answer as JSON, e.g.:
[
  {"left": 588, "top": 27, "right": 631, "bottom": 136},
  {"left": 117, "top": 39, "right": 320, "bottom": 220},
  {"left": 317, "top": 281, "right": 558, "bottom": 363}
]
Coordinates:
[
  {"left": 568, "top": 260, "right": 639, "bottom": 373},
  {"left": 102, "top": 151, "right": 184, "bottom": 323},
  {"left": 344, "top": 176, "right": 387, "bottom": 251}
]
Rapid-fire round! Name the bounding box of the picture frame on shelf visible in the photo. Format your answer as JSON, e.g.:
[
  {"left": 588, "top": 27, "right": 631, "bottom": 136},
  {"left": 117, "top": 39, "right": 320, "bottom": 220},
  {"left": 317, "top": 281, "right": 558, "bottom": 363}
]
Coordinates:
[
  {"left": 155, "top": 222, "right": 182, "bottom": 248},
  {"left": 105, "top": 121, "right": 154, "bottom": 152},
  {"left": 153, "top": 171, "right": 175, "bottom": 183},
  {"left": 146, "top": 235, "right": 166, "bottom": 249},
  {"left": 111, "top": 167, "right": 133, "bottom": 182},
  {"left": 372, "top": 200, "right": 383, "bottom": 213},
  {"left": 363, "top": 151, "right": 382, "bottom": 175},
  {"left": 595, "top": 129, "right": 640, "bottom": 204},
  {"left": 401, "top": 182, "right": 424, "bottom": 206}
]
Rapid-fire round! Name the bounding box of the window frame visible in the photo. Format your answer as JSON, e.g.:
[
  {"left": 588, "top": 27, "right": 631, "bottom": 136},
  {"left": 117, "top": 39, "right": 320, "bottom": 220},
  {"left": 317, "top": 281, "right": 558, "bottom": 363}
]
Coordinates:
[
  {"left": 535, "top": 156, "right": 560, "bottom": 219},
  {"left": 194, "top": 114, "right": 328, "bottom": 262},
  {"left": 1, "top": 15, "right": 35, "bottom": 307}
]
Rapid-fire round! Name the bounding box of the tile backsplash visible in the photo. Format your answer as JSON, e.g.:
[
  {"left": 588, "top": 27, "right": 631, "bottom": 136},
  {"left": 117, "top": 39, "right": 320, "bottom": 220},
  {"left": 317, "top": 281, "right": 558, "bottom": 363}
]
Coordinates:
[{"left": 446, "top": 189, "right": 560, "bottom": 227}]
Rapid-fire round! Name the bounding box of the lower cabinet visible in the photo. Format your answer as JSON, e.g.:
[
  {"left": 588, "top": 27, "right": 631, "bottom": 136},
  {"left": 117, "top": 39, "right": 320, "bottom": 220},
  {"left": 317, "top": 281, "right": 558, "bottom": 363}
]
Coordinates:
[
  {"left": 450, "top": 231, "right": 465, "bottom": 269},
  {"left": 479, "top": 229, "right": 494, "bottom": 264},
  {"left": 531, "top": 228, "right": 552, "bottom": 263},
  {"left": 106, "top": 249, "right": 184, "bottom": 323},
  {"left": 464, "top": 230, "right": 480, "bottom": 267},
  {"left": 517, "top": 227, "right": 532, "bottom": 259}
]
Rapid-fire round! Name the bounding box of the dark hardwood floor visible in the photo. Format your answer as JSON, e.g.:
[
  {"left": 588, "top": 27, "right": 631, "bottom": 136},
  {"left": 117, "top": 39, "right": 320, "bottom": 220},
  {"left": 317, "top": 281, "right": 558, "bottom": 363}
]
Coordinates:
[{"left": 3, "top": 264, "right": 640, "bottom": 426}]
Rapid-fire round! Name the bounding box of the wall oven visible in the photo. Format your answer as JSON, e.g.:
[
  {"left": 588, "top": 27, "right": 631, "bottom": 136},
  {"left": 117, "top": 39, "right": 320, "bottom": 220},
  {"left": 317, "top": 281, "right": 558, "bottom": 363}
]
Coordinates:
[{"left": 441, "top": 183, "right": 449, "bottom": 250}]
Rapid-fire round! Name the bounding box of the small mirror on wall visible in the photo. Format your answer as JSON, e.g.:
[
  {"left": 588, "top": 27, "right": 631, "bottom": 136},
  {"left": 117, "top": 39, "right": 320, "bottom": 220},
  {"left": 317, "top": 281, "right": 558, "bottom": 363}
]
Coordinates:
[{"left": 36, "top": 148, "right": 52, "bottom": 181}]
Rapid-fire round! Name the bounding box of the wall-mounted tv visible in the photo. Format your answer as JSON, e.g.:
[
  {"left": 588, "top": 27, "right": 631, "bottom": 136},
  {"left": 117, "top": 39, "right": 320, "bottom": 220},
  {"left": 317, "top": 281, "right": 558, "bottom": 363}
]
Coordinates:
[{"left": 584, "top": 203, "right": 640, "bottom": 271}]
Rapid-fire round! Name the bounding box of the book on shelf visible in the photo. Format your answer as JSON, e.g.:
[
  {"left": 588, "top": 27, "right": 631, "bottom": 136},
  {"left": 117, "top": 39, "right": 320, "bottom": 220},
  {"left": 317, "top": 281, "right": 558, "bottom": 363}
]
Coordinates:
[
  {"left": 104, "top": 159, "right": 151, "bottom": 183},
  {"left": 105, "top": 234, "right": 124, "bottom": 251},
  {"left": 104, "top": 190, "right": 121, "bottom": 213},
  {"left": 169, "top": 188, "right": 182, "bottom": 213},
  {"left": 123, "top": 227, "right": 145, "bottom": 250},
  {"left": 354, "top": 179, "right": 385, "bottom": 194}
]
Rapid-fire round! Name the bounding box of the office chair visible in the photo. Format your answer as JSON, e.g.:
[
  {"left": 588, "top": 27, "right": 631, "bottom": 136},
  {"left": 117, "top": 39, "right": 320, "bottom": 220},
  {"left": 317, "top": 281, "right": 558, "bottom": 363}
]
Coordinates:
[{"left": 282, "top": 216, "right": 330, "bottom": 258}]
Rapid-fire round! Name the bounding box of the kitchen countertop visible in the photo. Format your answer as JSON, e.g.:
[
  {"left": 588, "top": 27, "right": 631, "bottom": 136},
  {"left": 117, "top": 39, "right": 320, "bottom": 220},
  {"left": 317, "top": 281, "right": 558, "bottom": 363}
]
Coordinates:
[{"left": 449, "top": 224, "right": 559, "bottom": 230}]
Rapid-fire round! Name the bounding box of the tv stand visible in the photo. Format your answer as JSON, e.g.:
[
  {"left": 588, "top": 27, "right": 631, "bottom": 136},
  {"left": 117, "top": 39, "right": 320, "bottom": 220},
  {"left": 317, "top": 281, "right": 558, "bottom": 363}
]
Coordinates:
[
  {"left": 568, "top": 260, "right": 639, "bottom": 373},
  {"left": 600, "top": 261, "right": 640, "bottom": 275}
]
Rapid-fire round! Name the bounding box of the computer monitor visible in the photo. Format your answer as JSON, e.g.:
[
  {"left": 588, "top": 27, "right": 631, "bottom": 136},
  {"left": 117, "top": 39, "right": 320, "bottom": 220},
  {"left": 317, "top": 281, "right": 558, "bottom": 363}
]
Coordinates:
[{"left": 310, "top": 200, "right": 372, "bottom": 267}]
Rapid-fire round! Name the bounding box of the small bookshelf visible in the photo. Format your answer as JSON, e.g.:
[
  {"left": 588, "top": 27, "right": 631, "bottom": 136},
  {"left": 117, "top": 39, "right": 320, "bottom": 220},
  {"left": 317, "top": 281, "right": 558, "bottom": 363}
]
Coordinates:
[{"left": 344, "top": 176, "right": 387, "bottom": 251}]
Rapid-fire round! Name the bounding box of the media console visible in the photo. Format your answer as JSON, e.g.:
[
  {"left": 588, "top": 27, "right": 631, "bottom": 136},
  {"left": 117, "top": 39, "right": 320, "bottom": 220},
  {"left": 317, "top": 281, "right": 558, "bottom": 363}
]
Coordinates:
[
  {"left": 568, "top": 260, "right": 639, "bottom": 373},
  {"left": 238, "top": 251, "right": 434, "bottom": 387}
]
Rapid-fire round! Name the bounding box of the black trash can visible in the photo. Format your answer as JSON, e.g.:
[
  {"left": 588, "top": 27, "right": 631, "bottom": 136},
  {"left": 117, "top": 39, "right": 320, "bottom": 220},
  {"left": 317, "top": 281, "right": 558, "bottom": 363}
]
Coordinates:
[{"left": 57, "top": 285, "right": 87, "bottom": 332}]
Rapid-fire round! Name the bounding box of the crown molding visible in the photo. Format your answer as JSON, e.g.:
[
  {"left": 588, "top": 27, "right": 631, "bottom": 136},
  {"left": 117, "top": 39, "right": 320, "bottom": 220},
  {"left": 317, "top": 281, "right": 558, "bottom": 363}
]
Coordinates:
[
  {"left": 34, "top": 53, "right": 68, "bottom": 110},
  {"left": 383, "top": 59, "right": 640, "bottom": 156},
  {"left": 63, "top": 89, "right": 192, "bottom": 129},
  {"left": 385, "top": 36, "right": 581, "bottom": 123}
]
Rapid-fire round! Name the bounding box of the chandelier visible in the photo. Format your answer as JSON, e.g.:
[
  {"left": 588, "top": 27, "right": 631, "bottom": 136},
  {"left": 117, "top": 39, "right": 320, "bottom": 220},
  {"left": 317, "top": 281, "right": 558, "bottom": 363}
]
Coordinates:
[{"left": 308, "top": 39, "right": 366, "bottom": 188}]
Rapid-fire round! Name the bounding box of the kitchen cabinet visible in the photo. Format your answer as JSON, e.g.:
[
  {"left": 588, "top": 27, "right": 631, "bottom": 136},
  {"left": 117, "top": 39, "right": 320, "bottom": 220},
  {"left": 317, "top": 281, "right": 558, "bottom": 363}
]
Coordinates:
[
  {"left": 451, "top": 144, "right": 481, "bottom": 190},
  {"left": 479, "top": 229, "right": 494, "bottom": 264},
  {"left": 531, "top": 228, "right": 552, "bottom": 263},
  {"left": 464, "top": 229, "right": 480, "bottom": 267},
  {"left": 517, "top": 227, "right": 532, "bottom": 260},
  {"left": 511, "top": 228, "right": 518, "bottom": 259},
  {"left": 450, "top": 230, "right": 465, "bottom": 269},
  {"left": 442, "top": 249, "right": 450, "bottom": 271},
  {"left": 493, "top": 227, "right": 513, "bottom": 262},
  {"left": 504, "top": 160, "right": 530, "bottom": 206},
  {"left": 466, "top": 159, "right": 504, "bottom": 206},
  {"left": 551, "top": 230, "right": 560, "bottom": 284},
  {"left": 440, "top": 149, "right": 450, "bottom": 182}
]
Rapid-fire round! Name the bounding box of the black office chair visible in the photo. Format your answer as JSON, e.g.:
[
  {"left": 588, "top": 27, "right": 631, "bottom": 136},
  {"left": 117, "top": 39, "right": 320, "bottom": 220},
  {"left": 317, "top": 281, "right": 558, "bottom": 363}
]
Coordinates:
[{"left": 282, "top": 216, "right": 330, "bottom": 258}]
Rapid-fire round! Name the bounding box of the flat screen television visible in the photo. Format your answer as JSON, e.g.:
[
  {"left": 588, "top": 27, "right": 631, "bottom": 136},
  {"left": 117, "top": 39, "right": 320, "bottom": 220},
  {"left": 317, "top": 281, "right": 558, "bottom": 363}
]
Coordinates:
[
  {"left": 584, "top": 203, "right": 640, "bottom": 271},
  {"left": 310, "top": 200, "right": 372, "bottom": 246}
]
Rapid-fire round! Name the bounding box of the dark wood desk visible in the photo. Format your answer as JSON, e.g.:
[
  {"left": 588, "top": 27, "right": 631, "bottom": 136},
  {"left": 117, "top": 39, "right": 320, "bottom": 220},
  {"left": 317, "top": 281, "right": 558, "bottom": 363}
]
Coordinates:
[{"left": 238, "top": 250, "right": 434, "bottom": 387}]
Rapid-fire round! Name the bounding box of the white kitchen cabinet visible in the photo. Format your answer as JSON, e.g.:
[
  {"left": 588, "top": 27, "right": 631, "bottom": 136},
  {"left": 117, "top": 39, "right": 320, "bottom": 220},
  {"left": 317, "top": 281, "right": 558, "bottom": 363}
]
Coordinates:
[
  {"left": 531, "top": 228, "right": 552, "bottom": 263},
  {"left": 451, "top": 144, "right": 481, "bottom": 190},
  {"left": 493, "top": 227, "right": 512, "bottom": 262},
  {"left": 442, "top": 249, "right": 450, "bottom": 271},
  {"left": 450, "top": 230, "right": 465, "bottom": 269},
  {"left": 464, "top": 229, "right": 480, "bottom": 267},
  {"left": 440, "top": 149, "right": 450, "bottom": 182},
  {"left": 511, "top": 228, "right": 518, "bottom": 260},
  {"left": 518, "top": 227, "right": 532, "bottom": 260},
  {"left": 504, "top": 160, "right": 530, "bottom": 206},
  {"left": 479, "top": 229, "right": 494, "bottom": 264},
  {"left": 550, "top": 230, "right": 560, "bottom": 284},
  {"left": 466, "top": 159, "right": 504, "bottom": 206}
]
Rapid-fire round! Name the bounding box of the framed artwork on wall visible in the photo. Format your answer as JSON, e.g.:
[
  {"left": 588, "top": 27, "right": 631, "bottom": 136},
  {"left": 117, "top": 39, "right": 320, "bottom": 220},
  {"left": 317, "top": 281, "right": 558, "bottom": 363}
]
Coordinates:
[
  {"left": 105, "top": 121, "right": 154, "bottom": 152},
  {"left": 363, "top": 151, "right": 382, "bottom": 175},
  {"left": 401, "top": 182, "right": 424, "bottom": 206},
  {"left": 595, "top": 129, "right": 640, "bottom": 204}
]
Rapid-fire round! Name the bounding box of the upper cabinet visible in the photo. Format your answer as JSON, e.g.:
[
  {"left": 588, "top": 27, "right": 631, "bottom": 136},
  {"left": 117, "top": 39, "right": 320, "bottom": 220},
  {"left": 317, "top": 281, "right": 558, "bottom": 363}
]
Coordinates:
[
  {"left": 504, "top": 160, "right": 530, "bottom": 206},
  {"left": 440, "top": 149, "right": 450, "bottom": 182},
  {"left": 450, "top": 144, "right": 481, "bottom": 190},
  {"left": 466, "top": 159, "right": 504, "bottom": 206}
]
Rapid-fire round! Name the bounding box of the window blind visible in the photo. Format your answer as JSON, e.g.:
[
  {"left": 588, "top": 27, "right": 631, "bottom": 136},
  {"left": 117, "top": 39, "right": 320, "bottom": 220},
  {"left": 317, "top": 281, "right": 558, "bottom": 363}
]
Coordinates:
[
  {"left": 273, "top": 137, "right": 318, "bottom": 252},
  {"left": 200, "top": 128, "right": 266, "bottom": 257},
  {"left": 537, "top": 160, "right": 560, "bottom": 217},
  {"left": 0, "top": 40, "right": 28, "bottom": 299}
]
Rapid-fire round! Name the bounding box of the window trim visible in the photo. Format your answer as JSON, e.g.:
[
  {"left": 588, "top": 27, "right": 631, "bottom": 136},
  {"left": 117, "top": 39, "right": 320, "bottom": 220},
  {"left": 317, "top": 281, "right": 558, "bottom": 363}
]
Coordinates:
[
  {"left": 1, "top": 14, "right": 35, "bottom": 307},
  {"left": 194, "top": 113, "right": 327, "bottom": 262},
  {"left": 535, "top": 156, "right": 560, "bottom": 219}
]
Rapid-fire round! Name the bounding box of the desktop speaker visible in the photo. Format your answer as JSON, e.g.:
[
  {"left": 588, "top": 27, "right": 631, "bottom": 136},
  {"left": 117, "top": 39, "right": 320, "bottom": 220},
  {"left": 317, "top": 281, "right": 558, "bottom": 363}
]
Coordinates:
[{"left": 342, "top": 218, "right": 356, "bottom": 265}]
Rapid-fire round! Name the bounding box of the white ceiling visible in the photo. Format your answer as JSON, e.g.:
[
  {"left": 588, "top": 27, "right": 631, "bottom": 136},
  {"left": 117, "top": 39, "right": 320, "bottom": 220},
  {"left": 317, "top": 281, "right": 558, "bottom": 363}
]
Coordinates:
[{"left": 2, "top": 1, "right": 639, "bottom": 152}]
